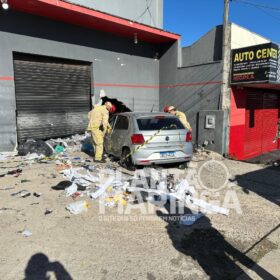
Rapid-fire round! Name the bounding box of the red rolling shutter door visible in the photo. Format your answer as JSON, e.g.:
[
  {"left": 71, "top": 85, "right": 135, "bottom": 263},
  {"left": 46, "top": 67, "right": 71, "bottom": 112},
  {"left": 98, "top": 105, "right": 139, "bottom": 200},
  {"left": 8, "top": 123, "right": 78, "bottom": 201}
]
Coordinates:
[
  {"left": 244, "top": 92, "right": 263, "bottom": 158},
  {"left": 244, "top": 90, "right": 279, "bottom": 158},
  {"left": 262, "top": 92, "right": 279, "bottom": 153}
]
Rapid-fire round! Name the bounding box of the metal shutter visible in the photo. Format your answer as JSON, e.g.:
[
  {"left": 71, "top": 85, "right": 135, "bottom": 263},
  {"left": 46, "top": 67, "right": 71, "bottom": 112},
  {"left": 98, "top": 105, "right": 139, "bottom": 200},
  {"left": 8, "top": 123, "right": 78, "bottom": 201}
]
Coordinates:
[
  {"left": 262, "top": 92, "right": 279, "bottom": 153},
  {"left": 244, "top": 90, "right": 279, "bottom": 158},
  {"left": 244, "top": 92, "right": 263, "bottom": 158},
  {"left": 14, "top": 53, "right": 91, "bottom": 143}
]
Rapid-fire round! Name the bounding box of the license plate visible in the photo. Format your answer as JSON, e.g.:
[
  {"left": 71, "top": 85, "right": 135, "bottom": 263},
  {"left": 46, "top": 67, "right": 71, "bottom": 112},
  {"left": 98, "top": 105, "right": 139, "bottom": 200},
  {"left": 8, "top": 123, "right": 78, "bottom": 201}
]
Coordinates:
[{"left": 160, "top": 151, "right": 175, "bottom": 158}]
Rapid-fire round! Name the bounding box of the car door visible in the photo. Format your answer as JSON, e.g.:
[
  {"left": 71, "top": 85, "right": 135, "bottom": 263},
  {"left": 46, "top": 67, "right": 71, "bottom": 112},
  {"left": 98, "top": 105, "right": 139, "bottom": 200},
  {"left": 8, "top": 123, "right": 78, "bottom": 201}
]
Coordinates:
[
  {"left": 110, "top": 115, "right": 129, "bottom": 157},
  {"left": 104, "top": 115, "right": 117, "bottom": 154}
]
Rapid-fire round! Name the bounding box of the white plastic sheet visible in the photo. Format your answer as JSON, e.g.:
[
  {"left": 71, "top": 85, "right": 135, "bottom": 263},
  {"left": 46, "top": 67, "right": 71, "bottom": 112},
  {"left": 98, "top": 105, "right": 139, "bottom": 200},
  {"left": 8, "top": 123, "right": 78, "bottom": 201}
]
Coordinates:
[
  {"left": 65, "top": 183, "right": 78, "bottom": 197},
  {"left": 90, "top": 177, "right": 115, "bottom": 200},
  {"left": 63, "top": 168, "right": 99, "bottom": 187},
  {"left": 26, "top": 153, "right": 45, "bottom": 160},
  {"left": 127, "top": 179, "right": 229, "bottom": 216},
  {"left": 66, "top": 201, "right": 88, "bottom": 214}
]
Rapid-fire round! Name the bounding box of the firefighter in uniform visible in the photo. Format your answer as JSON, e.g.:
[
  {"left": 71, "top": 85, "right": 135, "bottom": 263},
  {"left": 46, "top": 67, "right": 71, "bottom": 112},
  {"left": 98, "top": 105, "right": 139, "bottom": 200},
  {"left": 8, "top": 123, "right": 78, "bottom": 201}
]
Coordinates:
[
  {"left": 164, "top": 105, "right": 192, "bottom": 131},
  {"left": 87, "top": 102, "right": 116, "bottom": 162}
]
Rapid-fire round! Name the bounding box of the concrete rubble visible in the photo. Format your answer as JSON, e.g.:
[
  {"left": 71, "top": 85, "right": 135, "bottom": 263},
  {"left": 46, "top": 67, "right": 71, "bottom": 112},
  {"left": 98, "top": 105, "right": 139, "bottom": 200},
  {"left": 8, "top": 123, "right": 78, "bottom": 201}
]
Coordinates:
[
  {"left": 0, "top": 135, "right": 231, "bottom": 218},
  {"left": 1, "top": 134, "right": 279, "bottom": 280}
]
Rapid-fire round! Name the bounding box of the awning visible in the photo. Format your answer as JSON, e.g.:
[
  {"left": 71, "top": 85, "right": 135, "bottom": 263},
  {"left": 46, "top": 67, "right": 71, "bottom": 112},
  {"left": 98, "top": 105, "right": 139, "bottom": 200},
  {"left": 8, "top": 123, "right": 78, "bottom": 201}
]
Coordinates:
[
  {"left": 237, "top": 83, "right": 280, "bottom": 90},
  {"left": 8, "top": 0, "right": 180, "bottom": 44}
]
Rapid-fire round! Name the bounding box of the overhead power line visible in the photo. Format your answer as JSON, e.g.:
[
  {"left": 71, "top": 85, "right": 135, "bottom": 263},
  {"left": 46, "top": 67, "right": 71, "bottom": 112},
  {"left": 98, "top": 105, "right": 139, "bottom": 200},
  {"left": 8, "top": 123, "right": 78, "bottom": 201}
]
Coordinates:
[
  {"left": 133, "top": 0, "right": 153, "bottom": 22},
  {"left": 232, "top": 0, "right": 280, "bottom": 12},
  {"left": 146, "top": 0, "right": 156, "bottom": 26},
  {"left": 232, "top": 0, "right": 280, "bottom": 23}
]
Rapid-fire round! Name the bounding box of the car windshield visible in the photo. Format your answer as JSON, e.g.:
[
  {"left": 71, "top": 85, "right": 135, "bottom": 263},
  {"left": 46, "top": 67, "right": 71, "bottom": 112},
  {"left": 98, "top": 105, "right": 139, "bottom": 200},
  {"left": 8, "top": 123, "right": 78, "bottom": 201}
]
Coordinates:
[{"left": 137, "top": 117, "right": 184, "bottom": 130}]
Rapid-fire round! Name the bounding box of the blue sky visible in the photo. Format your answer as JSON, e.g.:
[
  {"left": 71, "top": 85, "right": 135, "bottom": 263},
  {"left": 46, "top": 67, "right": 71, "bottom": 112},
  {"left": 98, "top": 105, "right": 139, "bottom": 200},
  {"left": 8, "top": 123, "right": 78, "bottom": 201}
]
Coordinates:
[{"left": 164, "top": 0, "right": 280, "bottom": 47}]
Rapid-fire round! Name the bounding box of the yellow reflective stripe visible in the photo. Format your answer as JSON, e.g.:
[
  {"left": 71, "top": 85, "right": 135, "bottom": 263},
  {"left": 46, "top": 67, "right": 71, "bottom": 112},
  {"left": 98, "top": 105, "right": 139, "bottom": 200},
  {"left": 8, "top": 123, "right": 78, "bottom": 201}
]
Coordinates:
[{"left": 122, "top": 124, "right": 184, "bottom": 161}]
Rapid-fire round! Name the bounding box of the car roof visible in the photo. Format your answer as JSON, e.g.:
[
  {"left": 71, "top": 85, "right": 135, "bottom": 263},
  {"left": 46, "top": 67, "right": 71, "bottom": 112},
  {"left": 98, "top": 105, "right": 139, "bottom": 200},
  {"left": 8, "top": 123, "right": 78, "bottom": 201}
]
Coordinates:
[{"left": 114, "top": 112, "right": 176, "bottom": 118}]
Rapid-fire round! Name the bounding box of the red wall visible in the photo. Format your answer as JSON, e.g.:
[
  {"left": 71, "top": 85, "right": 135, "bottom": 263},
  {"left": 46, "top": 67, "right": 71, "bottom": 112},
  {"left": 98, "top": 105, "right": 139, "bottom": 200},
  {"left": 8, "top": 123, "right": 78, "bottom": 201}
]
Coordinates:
[
  {"left": 229, "top": 87, "right": 246, "bottom": 160},
  {"left": 229, "top": 87, "right": 280, "bottom": 160}
]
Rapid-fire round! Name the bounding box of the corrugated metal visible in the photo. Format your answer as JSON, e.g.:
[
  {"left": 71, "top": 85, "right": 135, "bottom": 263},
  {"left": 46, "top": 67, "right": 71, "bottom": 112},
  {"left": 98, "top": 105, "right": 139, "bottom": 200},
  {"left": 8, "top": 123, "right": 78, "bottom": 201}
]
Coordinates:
[
  {"left": 244, "top": 92, "right": 263, "bottom": 157},
  {"left": 14, "top": 53, "right": 91, "bottom": 142},
  {"left": 244, "top": 90, "right": 279, "bottom": 158},
  {"left": 262, "top": 92, "right": 279, "bottom": 153}
]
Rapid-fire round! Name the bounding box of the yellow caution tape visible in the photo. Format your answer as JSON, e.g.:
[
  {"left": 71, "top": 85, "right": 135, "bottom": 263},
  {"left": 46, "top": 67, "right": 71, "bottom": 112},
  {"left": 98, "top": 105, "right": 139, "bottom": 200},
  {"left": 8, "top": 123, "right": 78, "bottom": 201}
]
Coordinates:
[{"left": 121, "top": 125, "right": 184, "bottom": 162}]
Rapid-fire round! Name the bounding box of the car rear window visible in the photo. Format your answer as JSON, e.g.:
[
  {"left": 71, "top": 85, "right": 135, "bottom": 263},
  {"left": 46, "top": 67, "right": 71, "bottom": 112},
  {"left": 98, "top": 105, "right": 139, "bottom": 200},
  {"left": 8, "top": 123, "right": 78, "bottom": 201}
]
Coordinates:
[{"left": 137, "top": 117, "right": 184, "bottom": 130}]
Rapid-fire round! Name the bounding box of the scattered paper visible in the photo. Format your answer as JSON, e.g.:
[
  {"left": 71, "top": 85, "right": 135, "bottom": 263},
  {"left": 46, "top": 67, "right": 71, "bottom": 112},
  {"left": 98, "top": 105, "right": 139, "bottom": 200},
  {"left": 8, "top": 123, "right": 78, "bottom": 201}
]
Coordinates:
[
  {"left": 90, "top": 177, "right": 115, "bottom": 199},
  {"left": 21, "top": 230, "right": 32, "bottom": 237},
  {"left": 65, "top": 183, "right": 78, "bottom": 197}
]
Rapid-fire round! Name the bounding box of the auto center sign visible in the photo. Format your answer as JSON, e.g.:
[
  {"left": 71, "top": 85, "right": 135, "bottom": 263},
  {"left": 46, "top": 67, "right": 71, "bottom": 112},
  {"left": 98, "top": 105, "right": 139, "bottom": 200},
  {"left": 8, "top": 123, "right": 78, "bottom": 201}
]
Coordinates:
[{"left": 231, "top": 42, "right": 280, "bottom": 84}]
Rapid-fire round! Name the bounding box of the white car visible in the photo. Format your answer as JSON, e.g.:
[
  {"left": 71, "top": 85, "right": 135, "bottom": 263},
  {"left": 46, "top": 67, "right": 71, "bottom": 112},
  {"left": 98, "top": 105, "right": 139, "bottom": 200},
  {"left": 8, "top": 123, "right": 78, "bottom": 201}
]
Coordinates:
[{"left": 104, "top": 112, "right": 193, "bottom": 170}]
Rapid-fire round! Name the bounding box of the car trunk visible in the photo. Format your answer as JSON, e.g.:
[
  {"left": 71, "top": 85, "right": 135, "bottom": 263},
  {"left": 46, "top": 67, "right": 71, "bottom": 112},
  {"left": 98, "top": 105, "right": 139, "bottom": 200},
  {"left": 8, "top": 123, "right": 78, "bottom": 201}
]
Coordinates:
[
  {"left": 141, "top": 129, "right": 186, "bottom": 148},
  {"left": 136, "top": 116, "right": 187, "bottom": 149}
]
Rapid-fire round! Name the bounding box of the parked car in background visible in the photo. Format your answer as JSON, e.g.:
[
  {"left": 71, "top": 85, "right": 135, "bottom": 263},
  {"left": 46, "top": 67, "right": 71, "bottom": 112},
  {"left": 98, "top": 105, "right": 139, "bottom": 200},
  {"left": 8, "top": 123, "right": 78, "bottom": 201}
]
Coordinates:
[{"left": 104, "top": 112, "right": 193, "bottom": 170}]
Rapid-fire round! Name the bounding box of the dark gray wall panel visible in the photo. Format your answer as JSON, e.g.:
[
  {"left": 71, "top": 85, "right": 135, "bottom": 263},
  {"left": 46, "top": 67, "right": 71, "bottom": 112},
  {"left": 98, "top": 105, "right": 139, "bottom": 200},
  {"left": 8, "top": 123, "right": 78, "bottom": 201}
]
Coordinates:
[
  {"left": 160, "top": 41, "right": 224, "bottom": 149},
  {"left": 0, "top": 80, "right": 17, "bottom": 151},
  {"left": 182, "top": 25, "right": 223, "bottom": 67}
]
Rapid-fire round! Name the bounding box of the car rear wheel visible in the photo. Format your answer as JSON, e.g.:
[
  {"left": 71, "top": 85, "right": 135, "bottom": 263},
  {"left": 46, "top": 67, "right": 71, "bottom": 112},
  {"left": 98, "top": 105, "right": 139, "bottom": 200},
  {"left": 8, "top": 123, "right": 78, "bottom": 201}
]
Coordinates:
[{"left": 121, "top": 147, "right": 136, "bottom": 171}]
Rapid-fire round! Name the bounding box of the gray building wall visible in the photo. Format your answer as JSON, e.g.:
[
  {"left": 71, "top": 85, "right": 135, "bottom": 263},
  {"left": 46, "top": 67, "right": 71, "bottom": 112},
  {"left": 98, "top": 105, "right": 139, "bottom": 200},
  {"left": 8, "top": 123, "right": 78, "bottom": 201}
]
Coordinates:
[
  {"left": 0, "top": 10, "right": 160, "bottom": 151},
  {"left": 159, "top": 39, "right": 225, "bottom": 154},
  {"left": 182, "top": 25, "right": 223, "bottom": 67},
  {"left": 68, "top": 0, "right": 163, "bottom": 28}
]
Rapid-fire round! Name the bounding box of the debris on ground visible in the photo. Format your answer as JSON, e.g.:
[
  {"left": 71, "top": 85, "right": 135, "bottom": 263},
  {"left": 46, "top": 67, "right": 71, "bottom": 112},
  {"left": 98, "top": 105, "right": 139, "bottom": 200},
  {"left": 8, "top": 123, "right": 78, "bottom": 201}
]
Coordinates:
[
  {"left": 33, "top": 192, "right": 42, "bottom": 198},
  {"left": 18, "top": 139, "right": 53, "bottom": 156},
  {"left": 66, "top": 201, "right": 88, "bottom": 215},
  {"left": 44, "top": 208, "right": 53, "bottom": 215},
  {"left": 0, "top": 154, "right": 8, "bottom": 161},
  {"left": 26, "top": 153, "right": 45, "bottom": 161},
  {"left": 21, "top": 180, "right": 31, "bottom": 184},
  {"left": 193, "top": 147, "right": 224, "bottom": 161},
  {"left": 52, "top": 180, "right": 87, "bottom": 191},
  {"left": 90, "top": 177, "right": 115, "bottom": 200},
  {"left": 0, "top": 152, "right": 18, "bottom": 161},
  {"left": 127, "top": 169, "right": 229, "bottom": 216},
  {"left": 186, "top": 196, "right": 229, "bottom": 215},
  {"left": 11, "top": 190, "right": 31, "bottom": 198},
  {"left": 0, "top": 169, "right": 23, "bottom": 178},
  {"left": 0, "top": 187, "right": 15, "bottom": 191},
  {"left": 0, "top": 135, "right": 230, "bottom": 239},
  {"left": 65, "top": 183, "right": 78, "bottom": 197},
  {"left": 62, "top": 168, "right": 99, "bottom": 190},
  {"left": 71, "top": 192, "right": 82, "bottom": 200},
  {"left": 20, "top": 230, "right": 32, "bottom": 237},
  {"left": 81, "top": 139, "right": 94, "bottom": 155},
  {"left": 55, "top": 160, "right": 72, "bottom": 172}
]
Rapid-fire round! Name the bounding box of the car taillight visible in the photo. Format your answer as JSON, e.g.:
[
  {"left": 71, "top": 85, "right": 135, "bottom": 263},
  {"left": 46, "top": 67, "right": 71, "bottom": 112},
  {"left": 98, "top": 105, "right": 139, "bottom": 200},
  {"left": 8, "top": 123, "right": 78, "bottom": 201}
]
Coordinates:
[
  {"left": 186, "top": 131, "right": 192, "bottom": 142},
  {"left": 131, "top": 134, "right": 145, "bottom": 145}
]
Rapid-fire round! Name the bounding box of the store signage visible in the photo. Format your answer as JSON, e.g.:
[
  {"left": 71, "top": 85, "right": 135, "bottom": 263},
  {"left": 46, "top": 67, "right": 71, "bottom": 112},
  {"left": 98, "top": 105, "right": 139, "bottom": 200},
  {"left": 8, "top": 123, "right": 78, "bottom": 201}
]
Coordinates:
[{"left": 231, "top": 42, "right": 280, "bottom": 84}]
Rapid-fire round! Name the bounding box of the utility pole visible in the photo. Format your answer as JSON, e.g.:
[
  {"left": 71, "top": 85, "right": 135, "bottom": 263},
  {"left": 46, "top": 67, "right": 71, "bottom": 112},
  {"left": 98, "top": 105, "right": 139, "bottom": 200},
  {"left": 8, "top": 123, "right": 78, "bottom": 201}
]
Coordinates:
[{"left": 221, "top": 0, "right": 231, "bottom": 155}]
